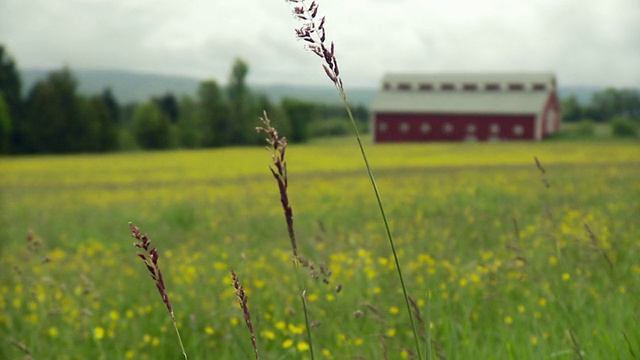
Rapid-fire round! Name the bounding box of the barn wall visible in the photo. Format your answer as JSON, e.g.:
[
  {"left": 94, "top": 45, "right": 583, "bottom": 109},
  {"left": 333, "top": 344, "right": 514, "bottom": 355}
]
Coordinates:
[
  {"left": 541, "top": 91, "right": 562, "bottom": 137},
  {"left": 374, "top": 113, "right": 536, "bottom": 142}
]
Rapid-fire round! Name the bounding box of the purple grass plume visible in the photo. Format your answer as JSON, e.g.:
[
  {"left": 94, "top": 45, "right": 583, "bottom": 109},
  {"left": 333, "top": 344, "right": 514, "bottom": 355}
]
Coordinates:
[
  {"left": 287, "top": 0, "right": 343, "bottom": 93},
  {"left": 130, "top": 223, "right": 188, "bottom": 359},
  {"left": 256, "top": 111, "right": 298, "bottom": 258},
  {"left": 130, "top": 223, "right": 175, "bottom": 321},
  {"left": 255, "top": 111, "right": 334, "bottom": 285},
  {"left": 231, "top": 270, "right": 259, "bottom": 360}
]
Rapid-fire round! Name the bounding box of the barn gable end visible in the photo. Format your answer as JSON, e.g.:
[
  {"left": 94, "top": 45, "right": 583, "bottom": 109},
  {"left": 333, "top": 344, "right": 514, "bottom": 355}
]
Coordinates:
[{"left": 371, "top": 73, "right": 561, "bottom": 142}]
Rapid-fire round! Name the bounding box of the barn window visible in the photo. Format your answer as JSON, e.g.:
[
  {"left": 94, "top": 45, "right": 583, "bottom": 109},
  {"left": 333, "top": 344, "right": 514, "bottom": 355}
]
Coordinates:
[
  {"left": 508, "top": 83, "right": 525, "bottom": 91},
  {"left": 513, "top": 125, "right": 524, "bottom": 136},
  {"left": 466, "top": 124, "right": 477, "bottom": 133},
  {"left": 420, "top": 123, "right": 431, "bottom": 133},
  {"left": 443, "top": 123, "right": 454, "bottom": 133},
  {"left": 463, "top": 83, "right": 478, "bottom": 91},
  {"left": 419, "top": 83, "right": 434, "bottom": 91},
  {"left": 397, "top": 83, "right": 412, "bottom": 91},
  {"left": 490, "top": 124, "right": 500, "bottom": 133},
  {"left": 533, "top": 83, "right": 547, "bottom": 91},
  {"left": 378, "top": 121, "right": 388, "bottom": 133},
  {"left": 485, "top": 83, "right": 501, "bottom": 91},
  {"left": 399, "top": 122, "right": 410, "bottom": 133},
  {"left": 440, "top": 83, "right": 455, "bottom": 91}
]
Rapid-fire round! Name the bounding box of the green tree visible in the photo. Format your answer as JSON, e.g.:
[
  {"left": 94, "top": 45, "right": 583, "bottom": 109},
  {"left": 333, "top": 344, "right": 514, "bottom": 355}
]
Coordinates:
[
  {"left": 561, "top": 95, "right": 583, "bottom": 123},
  {"left": 618, "top": 89, "right": 640, "bottom": 119},
  {"left": 227, "top": 58, "right": 252, "bottom": 145},
  {"left": 586, "top": 88, "right": 640, "bottom": 121},
  {"left": 154, "top": 93, "right": 179, "bottom": 123},
  {"left": 199, "top": 80, "right": 229, "bottom": 147},
  {"left": 176, "top": 95, "right": 202, "bottom": 148},
  {"left": 132, "top": 101, "right": 171, "bottom": 149},
  {"left": 0, "top": 92, "right": 11, "bottom": 154},
  {"left": 79, "top": 95, "right": 119, "bottom": 151},
  {"left": 0, "top": 45, "right": 22, "bottom": 153},
  {"left": 281, "top": 98, "right": 318, "bottom": 143},
  {"left": 22, "top": 68, "right": 85, "bottom": 153},
  {"left": 101, "top": 88, "right": 120, "bottom": 123}
]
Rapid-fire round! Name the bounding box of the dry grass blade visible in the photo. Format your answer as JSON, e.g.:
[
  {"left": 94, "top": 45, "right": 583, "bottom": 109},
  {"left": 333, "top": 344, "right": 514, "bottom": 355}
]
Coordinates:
[
  {"left": 623, "top": 332, "right": 637, "bottom": 358},
  {"left": 9, "top": 339, "right": 32, "bottom": 359},
  {"left": 534, "top": 156, "right": 546, "bottom": 174},
  {"left": 378, "top": 334, "right": 389, "bottom": 360},
  {"left": 408, "top": 296, "right": 425, "bottom": 332},
  {"left": 584, "top": 223, "right": 614, "bottom": 270},
  {"left": 534, "top": 156, "right": 551, "bottom": 188},
  {"left": 363, "top": 303, "right": 386, "bottom": 324},
  {"left": 568, "top": 329, "right": 584, "bottom": 359}
]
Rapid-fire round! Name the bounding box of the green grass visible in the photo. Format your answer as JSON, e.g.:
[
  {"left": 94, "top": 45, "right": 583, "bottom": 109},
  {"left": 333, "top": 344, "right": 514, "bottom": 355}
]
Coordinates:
[
  {"left": 551, "top": 121, "right": 639, "bottom": 140},
  {"left": 1, "top": 140, "right": 639, "bottom": 359}
]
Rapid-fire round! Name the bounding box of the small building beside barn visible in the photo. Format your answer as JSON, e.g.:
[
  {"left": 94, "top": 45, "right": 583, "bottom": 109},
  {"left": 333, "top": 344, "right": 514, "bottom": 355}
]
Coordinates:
[{"left": 370, "top": 73, "right": 561, "bottom": 142}]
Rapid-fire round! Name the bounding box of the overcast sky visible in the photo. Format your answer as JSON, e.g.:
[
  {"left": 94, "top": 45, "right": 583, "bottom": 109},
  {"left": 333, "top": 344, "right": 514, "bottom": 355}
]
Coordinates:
[{"left": 1, "top": 0, "right": 638, "bottom": 88}]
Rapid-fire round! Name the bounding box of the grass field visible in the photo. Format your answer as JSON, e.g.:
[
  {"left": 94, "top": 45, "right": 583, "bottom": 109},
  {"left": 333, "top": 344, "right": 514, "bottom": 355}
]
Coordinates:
[{"left": 1, "top": 139, "right": 639, "bottom": 359}]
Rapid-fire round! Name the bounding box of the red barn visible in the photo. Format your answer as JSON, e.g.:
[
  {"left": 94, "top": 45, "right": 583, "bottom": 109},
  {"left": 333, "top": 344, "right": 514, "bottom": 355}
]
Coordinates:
[{"left": 371, "top": 73, "right": 561, "bottom": 142}]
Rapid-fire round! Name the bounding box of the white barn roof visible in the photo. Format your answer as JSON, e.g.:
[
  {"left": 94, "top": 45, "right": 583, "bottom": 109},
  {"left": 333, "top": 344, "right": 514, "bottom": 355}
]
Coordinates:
[{"left": 371, "top": 73, "right": 556, "bottom": 116}]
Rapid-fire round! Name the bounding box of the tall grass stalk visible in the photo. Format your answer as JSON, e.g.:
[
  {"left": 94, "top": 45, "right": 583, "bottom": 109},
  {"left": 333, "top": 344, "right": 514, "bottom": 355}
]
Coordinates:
[
  {"left": 535, "top": 156, "right": 562, "bottom": 261},
  {"left": 285, "top": 1, "right": 424, "bottom": 358},
  {"left": 300, "top": 291, "right": 316, "bottom": 360},
  {"left": 231, "top": 269, "right": 259, "bottom": 360},
  {"left": 256, "top": 112, "right": 315, "bottom": 359},
  {"left": 129, "top": 223, "right": 188, "bottom": 360}
]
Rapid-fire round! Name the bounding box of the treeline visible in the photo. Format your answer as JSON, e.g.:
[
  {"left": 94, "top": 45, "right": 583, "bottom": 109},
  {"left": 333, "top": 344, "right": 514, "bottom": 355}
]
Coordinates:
[
  {"left": 560, "top": 88, "right": 639, "bottom": 138},
  {"left": 0, "top": 45, "right": 368, "bottom": 155},
  {"left": 561, "top": 88, "right": 640, "bottom": 123}
]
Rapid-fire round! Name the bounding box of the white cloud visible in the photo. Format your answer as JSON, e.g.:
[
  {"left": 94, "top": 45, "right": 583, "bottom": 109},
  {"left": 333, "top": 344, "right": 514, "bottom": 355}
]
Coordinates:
[{"left": 1, "top": 0, "right": 638, "bottom": 87}]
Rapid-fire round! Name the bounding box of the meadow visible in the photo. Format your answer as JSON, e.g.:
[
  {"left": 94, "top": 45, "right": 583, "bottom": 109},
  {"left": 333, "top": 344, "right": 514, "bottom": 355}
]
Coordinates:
[{"left": 1, "top": 139, "right": 639, "bottom": 359}]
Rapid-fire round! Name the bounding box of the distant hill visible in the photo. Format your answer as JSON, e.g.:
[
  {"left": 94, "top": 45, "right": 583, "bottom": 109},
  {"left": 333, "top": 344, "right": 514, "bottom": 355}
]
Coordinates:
[
  {"left": 20, "top": 68, "right": 607, "bottom": 106},
  {"left": 20, "top": 68, "right": 201, "bottom": 104},
  {"left": 20, "top": 68, "right": 380, "bottom": 106},
  {"left": 252, "top": 84, "right": 378, "bottom": 106}
]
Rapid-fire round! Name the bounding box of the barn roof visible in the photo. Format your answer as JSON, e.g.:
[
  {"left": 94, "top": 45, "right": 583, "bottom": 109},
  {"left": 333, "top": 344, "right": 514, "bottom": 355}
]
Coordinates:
[
  {"left": 372, "top": 72, "right": 556, "bottom": 116},
  {"left": 381, "top": 72, "right": 556, "bottom": 86},
  {"left": 371, "top": 91, "right": 551, "bottom": 115}
]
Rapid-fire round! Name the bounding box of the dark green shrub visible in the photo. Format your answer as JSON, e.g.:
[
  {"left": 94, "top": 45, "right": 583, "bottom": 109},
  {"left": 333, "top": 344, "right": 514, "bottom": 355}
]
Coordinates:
[
  {"left": 308, "top": 117, "right": 352, "bottom": 137},
  {"left": 308, "top": 117, "right": 369, "bottom": 138},
  {"left": 611, "top": 116, "right": 638, "bottom": 138},
  {"left": 574, "top": 119, "right": 596, "bottom": 136}
]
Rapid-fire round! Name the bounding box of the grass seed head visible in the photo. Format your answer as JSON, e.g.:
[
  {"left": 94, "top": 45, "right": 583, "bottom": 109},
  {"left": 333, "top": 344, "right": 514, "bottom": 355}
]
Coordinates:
[
  {"left": 231, "top": 269, "right": 259, "bottom": 360},
  {"left": 129, "top": 223, "right": 175, "bottom": 322},
  {"left": 256, "top": 112, "right": 298, "bottom": 258},
  {"left": 286, "top": 0, "right": 343, "bottom": 91}
]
